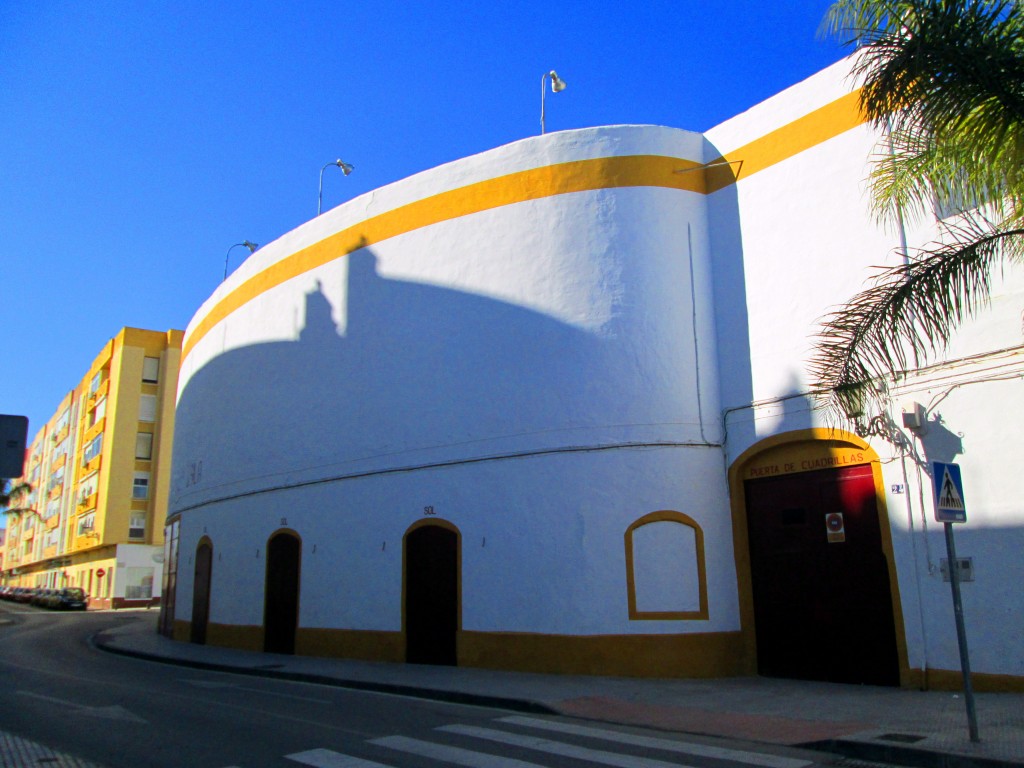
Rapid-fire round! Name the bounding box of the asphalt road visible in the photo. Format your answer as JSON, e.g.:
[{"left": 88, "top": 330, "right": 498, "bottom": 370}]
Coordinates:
[{"left": 0, "top": 603, "right": 833, "bottom": 768}]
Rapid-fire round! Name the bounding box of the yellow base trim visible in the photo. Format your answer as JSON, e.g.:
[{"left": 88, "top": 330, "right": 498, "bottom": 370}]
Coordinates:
[
  {"left": 907, "top": 668, "right": 1024, "bottom": 693},
  {"left": 171, "top": 621, "right": 1024, "bottom": 691},
  {"left": 459, "top": 630, "right": 752, "bottom": 678},
  {"left": 297, "top": 629, "right": 404, "bottom": 663},
  {"left": 204, "top": 623, "right": 264, "bottom": 652},
  {"left": 169, "top": 622, "right": 750, "bottom": 678},
  {"left": 171, "top": 619, "right": 190, "bottom": 643}
]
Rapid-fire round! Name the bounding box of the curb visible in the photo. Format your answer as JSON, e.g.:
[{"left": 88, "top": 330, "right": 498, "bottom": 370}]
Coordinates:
[
  {"left": 92, "top": 633, "right": 558, "bottom": 716},
  {"left": 800, "top": 739, "right": 1018, "bottom": 768},
  {"left": 92, "top": 631, "right": 1021, "bottom": 768}
]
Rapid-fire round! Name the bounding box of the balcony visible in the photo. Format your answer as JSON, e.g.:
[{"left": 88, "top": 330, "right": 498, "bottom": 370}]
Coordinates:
[
  {"left": 75, "top": 532, "right": 100, "bottom": 549},
  {"left": 88, "top": 378, "right": 110, "bottom": 403},
  {"left": 83, "top": 416, "right": 106, "bottom": 443},
  {"left": 77, "top": 492, "right": 98, "bottom": 511}
]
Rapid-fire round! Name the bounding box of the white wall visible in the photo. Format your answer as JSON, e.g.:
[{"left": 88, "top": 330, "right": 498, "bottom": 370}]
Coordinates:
[
  {"left": 169, "top": 62, "right": 1024, "bottom": 679},
  {"left": 706, "top": 57, "right": 1024, "bottom": 679},
  {"left": 170, "top": 124, "right": 735, "bottom": 640}
]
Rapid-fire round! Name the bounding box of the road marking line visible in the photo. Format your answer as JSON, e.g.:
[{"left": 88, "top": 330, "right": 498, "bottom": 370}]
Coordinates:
[
  {"left": 286, "top": 747, "right": 393, "bottom": 767},
  {"left": 438, "top": 724, "right": 692, "bottom": 768},
  {"left": 16, "top": 690, "right": 77, "bottom": 707},
  {"left": 183, "top": 680, "right": 330, "bottom": 704},
  {"left": 235, "top": 685, "right": 331, "bottom": 704},
  {"left": 372, "top": 734, "right": 548, "bottom": 768},
  {"left": 17, "top": 691, "right": 148, "bottom": 723},
  {"left": 498, "top": 716, "right": 814, "bottom": 768}
]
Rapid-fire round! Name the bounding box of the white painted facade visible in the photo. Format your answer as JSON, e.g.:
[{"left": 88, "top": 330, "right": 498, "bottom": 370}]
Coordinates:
[
  {"left": 112, "top": 543, "right": 163, "bottom": 602},
  {"left": 166, "top": 57, "right": 1024, "bottom": 687}
]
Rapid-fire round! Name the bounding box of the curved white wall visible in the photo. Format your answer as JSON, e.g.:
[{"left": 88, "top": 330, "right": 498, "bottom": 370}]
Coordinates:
[
  {"left": 169, "top": 125, "right": 736, "bottom": 668},
  {"left": 167, "top": 65, "right": 1024, "bottom": 686},
  {"left": 173, "top": 126, "right": 719, "bottom": 510}
]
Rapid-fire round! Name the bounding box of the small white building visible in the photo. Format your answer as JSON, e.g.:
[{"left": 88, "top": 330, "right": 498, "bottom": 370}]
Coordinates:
[{"left": 162, "top": 57, "right": 1024, "bottom": 690}]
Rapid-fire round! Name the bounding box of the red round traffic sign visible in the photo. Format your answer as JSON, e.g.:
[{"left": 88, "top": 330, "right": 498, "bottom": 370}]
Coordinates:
[{"left": 96, "top": 568, "right": 106, "bottom": 577}]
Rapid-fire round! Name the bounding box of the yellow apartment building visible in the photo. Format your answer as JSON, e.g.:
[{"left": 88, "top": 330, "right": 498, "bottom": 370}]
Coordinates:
[{"left": 3, "top": 327, "right": 182, "bottom": 608}]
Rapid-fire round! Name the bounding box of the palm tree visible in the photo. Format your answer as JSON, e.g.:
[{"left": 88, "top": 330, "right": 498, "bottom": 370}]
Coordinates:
[
  {"left": 1, "top": 480, "right": 33, "bottom": 514},
  {"left": 810, "top": 0, "right": 1024, "bottom": 421}
]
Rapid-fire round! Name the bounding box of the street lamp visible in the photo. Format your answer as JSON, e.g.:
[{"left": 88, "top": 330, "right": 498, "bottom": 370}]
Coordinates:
[
  {"left": 224, "top": 240, "right": 259, "bottom": 281},
  {"left": 318, "top": 158, "right": 354, "bottom": 216},
  {"left": 540, "top": 70, "right": 567, "bottom": 135}
]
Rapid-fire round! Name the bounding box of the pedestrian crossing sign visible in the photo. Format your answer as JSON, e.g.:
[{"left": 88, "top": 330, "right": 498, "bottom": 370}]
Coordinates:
[{"left": 932, "top": 461, "right": 967, "bottom": 523}]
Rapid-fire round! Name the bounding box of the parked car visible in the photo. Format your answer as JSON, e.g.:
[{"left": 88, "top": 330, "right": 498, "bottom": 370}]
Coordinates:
[
  {"left": 30, "top": 588, "right": 54, "bottom": 607},
  {"left": 53, "top": 588, "right": 88, "bottom": 611},
  {"left": 12, "top": 587, "right": 36, "bottom": 603}
]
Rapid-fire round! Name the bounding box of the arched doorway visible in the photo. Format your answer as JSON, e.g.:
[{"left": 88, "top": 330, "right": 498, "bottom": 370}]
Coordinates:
[
  {"left": 732, "top": 430, "right": 904, "bottom": 686},
  {"left": 190, "top": 538, "right": 213, "bottom": 645},
  {"left": 404, "top": 521, "right": 459, "bottom": 665},
  {"left": 264, "top": 530, "right": 301, "bottom": 654}
]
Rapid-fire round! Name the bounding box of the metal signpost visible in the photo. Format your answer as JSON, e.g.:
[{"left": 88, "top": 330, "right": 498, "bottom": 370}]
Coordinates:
[{"left": 931, "top": 461, "right": 979, "bottom": 743}]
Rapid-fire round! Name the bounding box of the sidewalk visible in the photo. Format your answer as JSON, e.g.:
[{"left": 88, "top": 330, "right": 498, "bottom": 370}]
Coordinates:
[{"left": 95, "top": 612, "right": 1023, "bottom": 768}]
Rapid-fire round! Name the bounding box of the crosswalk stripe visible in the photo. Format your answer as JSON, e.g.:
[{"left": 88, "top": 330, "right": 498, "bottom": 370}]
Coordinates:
[
  {"left": 438, "top": 724, "right": 693, "bottom": 768},
  {"left": 372, "top": 734, "right": 550, "bottom": 768},
  {"left": 286, "top": 747, "right": 394, "bottom": 768},
  {"left": 498, "top": 716, "right": 814, "bottom": 768}
]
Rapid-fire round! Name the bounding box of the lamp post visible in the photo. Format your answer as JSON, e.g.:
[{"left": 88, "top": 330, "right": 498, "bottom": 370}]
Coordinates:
[
  {"left": 224, "top": 240, "right": 259, "bottom": 281},
  {"left": 540, "top": 70, "right": 567, "bottom": 135},
  {"left": 318, "top": 158, "right": 354, "bottom": 216}
]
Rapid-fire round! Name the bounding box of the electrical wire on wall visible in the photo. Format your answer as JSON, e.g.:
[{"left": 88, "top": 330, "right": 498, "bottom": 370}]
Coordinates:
[{"left": 687, "top": 222, "right": 710, "bottom": 445}]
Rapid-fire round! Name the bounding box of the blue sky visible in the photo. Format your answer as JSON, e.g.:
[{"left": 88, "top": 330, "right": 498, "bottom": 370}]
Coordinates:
[{"left": 0, "top": 1, "right": 848, "bottom": 437}]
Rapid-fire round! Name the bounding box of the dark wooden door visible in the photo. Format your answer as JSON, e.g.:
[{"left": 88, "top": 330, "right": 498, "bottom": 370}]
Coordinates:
[
  {"left": 745, "top": 464, "right": 899, "bottom": 685},
  {"left": 405, "top": 525, "right": 458, "bottom": 665},
  {"left": 264, "top": 533, "right": 301, "bottom": 654},
  {"left": 190, "top": 541, "right": 212, "bottom": 645}
]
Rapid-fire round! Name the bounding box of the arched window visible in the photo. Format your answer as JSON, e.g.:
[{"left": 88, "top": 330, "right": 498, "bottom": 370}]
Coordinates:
[{"left": 624, "top": 511, "right": 708, "bottom": 620}]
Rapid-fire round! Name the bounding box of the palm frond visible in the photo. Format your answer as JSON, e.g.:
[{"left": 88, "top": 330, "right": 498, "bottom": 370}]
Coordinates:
[
  {"left": 811, "top": 220, "right": 1024, "bottom": 416},
  {"left": 2, "top": 480, "right": 31, "bottom": 508},
  {"left": 813, "top": 0, "right": 1024, "bottom": 421}
]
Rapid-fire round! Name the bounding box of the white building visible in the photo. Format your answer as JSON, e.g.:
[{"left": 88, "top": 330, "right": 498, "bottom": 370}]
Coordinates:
[{"left": 162, "top": 57, "right": 1024, "bottom": 690}]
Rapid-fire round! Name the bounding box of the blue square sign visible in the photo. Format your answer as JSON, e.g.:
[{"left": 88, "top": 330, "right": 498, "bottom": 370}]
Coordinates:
[
  {"left": 932, "top": 461, "right": 967, "bottom": 523},
  {"left": 0, "top": 415, "right": 28, "bottom": 479}
]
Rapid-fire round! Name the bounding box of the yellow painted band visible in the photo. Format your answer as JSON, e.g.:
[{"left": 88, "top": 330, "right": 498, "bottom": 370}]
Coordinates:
[
  {"left": 184, "top": 155, "right": 705, "bottom": 360},
  {"left": 184, "top": 90, "right": 867, "bottom": 361},
  {"left": 706, "top": 90, "right": 866, "bottom": 192}
]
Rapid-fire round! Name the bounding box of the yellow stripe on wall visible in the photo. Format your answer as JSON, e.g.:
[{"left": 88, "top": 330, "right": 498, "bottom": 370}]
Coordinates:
[
  {"left": 184, "top": 90, "right": 867, "bottom": 361},
  {"left": 184, "top": 155, "right": 705, "bottom": 359},
  {"left": 706, "top": 90, "right": 866, "bottom": 192}
]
